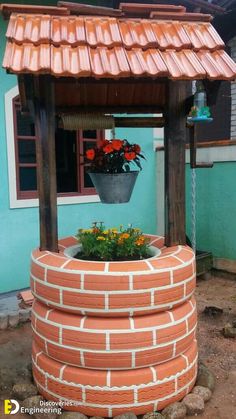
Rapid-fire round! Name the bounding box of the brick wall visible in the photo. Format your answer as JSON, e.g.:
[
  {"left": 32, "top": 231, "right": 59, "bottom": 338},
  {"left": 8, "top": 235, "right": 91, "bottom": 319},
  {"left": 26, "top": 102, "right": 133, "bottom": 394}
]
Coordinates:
[{"left": 229, "top": 36, "right": 236, "bottom": 139}]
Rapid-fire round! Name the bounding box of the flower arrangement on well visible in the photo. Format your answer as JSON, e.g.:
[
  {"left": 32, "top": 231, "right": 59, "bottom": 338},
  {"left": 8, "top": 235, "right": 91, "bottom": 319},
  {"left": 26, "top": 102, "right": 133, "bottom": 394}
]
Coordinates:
[
  {"left": 76, "top": 222, "right": 151, "bottom": 261},
  {"left": 85, "top": 138, "right": 145, "bottom": 173}
]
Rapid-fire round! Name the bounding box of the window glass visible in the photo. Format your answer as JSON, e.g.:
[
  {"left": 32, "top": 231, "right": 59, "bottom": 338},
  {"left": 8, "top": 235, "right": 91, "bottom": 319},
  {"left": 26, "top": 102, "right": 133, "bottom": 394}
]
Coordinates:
[
  {"left": 16, "top": 109, "right": 35, "bottom": 136},
  {"left": 55, "top": 129, "right": 78, "bottom": 193},
  {"left": 19, "top": 167, "right": 37, "bottom": 191},
  {"left": 18, "top": 140, "right": 36, "bottom": 163},
  {"left": 82, "top": 130, "right": 97, "bottom": 139}
]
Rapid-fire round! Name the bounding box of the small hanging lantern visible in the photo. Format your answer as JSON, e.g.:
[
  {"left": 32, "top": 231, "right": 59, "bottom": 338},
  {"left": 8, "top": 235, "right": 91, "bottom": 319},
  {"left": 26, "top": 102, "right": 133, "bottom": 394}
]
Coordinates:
[{"left": 187, "top": 82, "right": 213, "bottom": 123}]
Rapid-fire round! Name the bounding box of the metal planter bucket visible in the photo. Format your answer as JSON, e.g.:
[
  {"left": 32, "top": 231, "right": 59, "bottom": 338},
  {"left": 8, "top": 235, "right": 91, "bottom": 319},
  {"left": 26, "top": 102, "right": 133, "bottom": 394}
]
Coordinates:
[{"left": 88, "top": 171, "right": 139, "bottom": 204}]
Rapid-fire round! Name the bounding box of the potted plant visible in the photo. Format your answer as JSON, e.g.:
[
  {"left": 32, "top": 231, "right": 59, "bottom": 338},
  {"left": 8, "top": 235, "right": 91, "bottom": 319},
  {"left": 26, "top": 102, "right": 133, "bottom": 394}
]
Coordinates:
[{"left": 84, "top": 138, "right": 145, "bottom": 203}]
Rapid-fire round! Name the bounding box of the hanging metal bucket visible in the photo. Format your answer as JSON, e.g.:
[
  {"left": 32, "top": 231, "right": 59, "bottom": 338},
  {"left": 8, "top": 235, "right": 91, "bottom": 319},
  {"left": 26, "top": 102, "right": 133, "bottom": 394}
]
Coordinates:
[{"left": 88, "top": 171, "right": 139, "bottom": 204}]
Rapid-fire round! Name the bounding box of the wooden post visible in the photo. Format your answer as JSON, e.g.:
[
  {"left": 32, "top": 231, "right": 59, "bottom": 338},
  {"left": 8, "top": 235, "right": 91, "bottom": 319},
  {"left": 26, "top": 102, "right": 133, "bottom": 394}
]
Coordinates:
[
  {"left": 33, "top": 76, "right": 58, "bottom": 252},
  {"left": 164, "top": 80, "right": 191, "bottom": 247}
]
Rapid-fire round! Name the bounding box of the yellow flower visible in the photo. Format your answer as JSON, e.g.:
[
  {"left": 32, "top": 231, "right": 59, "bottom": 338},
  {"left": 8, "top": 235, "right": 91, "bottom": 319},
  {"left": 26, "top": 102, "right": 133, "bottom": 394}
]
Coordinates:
[
  {"left": 97, "top": 236, "right": 106, "bottom": 241},
  {"left": 103, "top": 230, "right": 109, "bottom": 235},
  {"left": 135, "top": 236, "right": 145, "bottom": 246},
  {"left": 120, "top": 233, "right": 130, "bottom": 239}
]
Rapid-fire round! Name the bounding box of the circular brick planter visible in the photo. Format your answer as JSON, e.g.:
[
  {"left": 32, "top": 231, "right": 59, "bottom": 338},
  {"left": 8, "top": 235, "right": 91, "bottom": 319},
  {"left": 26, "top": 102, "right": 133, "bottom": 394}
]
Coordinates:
[
  {"left": 31, "top": 234, "right": 197, "bottom": 416},
  {"left": 32, "top": 297, "right": 197, "bottom": 369},
  {"left": 30, "top": 235, "right": 196, "bottom": 317}
]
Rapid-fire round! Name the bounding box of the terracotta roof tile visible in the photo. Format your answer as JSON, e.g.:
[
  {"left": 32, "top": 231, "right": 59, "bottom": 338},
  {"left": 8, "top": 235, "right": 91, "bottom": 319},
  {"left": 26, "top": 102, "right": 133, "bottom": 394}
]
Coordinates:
[
  {"left": 51, "top": 16, "right": 86, "bottom": 45},
  {"left": 6, "top": 14, "right": 51, "bottom": 44},
  {"left": 2, "top": 11, "right": 236, "bottom": 81},
  {"left": 160, "top": 50, "right": 206, "bottom": 79},
  {"left": 197, "top": 50, "right": 236, "bottom": 79},
  {"left": 182, "top": 22, "right": 225, "bottom": 51},
  {"left": 125, "top": 48, "right": 168, "bottom": 76},
  {"left": 149, "top": 21, "right": 191, "bottom": 50},
  {"left": 3, "top": 42, "right": 50, "bottom": 73},
  {"left": 89, "top": 47, "right": 130, "bottom": 78},
  {"left": 84, "top": 17, "right": 121, "bottom": 47},
  {"left": 51, "top": 45, "right": 91, "bottom": 76}
]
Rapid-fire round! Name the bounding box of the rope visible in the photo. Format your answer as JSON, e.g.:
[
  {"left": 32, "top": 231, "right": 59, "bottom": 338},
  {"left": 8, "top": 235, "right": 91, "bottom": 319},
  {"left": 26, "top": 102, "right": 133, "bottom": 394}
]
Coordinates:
[
  {"left": 111, "top": 126, "right": 115, "bottom": 138},
  {"left": 60, "top": 113, "right": 115, "bottom": 130},
  {"left": 191, "top": 168, "right": 197, "bottom": 253}
]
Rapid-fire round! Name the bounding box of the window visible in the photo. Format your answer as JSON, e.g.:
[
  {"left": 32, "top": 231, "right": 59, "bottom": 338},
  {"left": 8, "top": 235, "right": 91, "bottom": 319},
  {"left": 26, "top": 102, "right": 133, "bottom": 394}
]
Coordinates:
[{"left": 13, "top": 96, "right": 103, "bottom": 199}]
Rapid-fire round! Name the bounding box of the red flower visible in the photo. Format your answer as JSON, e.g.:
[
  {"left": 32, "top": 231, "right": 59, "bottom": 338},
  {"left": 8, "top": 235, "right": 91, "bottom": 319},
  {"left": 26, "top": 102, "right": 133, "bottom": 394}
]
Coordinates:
[
  {"left": 112, "top": 139, "right": 123, "bottom": 151},
  {"left": 98, "top": 139, "right": 109, "bottom": 149},
  {"left": 133, "top": 144, "right": 141, "bottom": 153},
  {"left": 103, "top": 144, "right": 114, "bottom": 154},
  {"left": 124, "top": 151, "right": 136, "bottom": 161},
  {"left": 86, "top": 149, "right": 95, "bottom": 160}
]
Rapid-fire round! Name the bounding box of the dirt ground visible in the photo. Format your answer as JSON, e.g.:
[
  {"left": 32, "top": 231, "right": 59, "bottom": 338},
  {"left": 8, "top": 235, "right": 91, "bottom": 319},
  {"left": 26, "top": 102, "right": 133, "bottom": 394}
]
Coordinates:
[{"left": 0, "top": 272, "right": 236, "bottom": 418}]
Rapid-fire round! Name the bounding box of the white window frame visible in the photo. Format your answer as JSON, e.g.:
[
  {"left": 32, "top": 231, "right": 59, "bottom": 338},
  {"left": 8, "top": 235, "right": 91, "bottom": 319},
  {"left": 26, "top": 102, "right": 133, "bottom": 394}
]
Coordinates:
[{"left": 5, "top": 85, "right": 107, "bottom": 209}]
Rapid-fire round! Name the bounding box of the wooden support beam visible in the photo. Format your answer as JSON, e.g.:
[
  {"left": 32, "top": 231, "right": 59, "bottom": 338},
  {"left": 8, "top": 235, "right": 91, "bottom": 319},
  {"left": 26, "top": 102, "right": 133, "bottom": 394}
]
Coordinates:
[
  {"left": 33, "top": 76, "right": 58, "bottom": 252},
  {"left": 189, "top": 124, "right": 214, "bottom": 168},
  {"left": 56, "top": 106, "right": 164, "bottom": 114},
  {"left": 114, "top": 117, "right": 164, "bottom": 128},
  {"left": 164, "top": 80, "right": 191, "bottom": 247}
]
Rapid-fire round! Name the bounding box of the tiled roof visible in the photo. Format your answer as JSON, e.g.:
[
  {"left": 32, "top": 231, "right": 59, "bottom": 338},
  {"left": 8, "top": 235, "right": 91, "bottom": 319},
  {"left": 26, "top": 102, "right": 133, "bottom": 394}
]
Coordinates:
[{"left": 2, "top": 5, "right": 236, "bottom": 80}]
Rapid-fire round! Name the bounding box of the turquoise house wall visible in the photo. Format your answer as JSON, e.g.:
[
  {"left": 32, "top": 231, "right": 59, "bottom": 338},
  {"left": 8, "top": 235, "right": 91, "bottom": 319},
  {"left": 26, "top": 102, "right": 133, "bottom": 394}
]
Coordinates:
[
  {"left": 0, "top": 3, "right": 157, "bottom": 293},
  {"left": 186, "top": 163, "right": 236, "bottom": 260}
]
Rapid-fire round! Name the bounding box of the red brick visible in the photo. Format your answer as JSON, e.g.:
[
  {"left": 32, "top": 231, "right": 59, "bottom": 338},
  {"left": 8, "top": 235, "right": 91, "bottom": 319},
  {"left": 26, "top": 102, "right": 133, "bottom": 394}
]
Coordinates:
[
  {"left": 109, "top": 291, "right": 151, "bottom": 309},
  {"left": 133, "top": 271, "right": 171, "bottom": 289},
  {"left": 135, "top": 345, "right": 173, "bottom": 367},
  {"left": 154, "top": 285, "right": 184, "bottom": 305},
  {"left": 47, "top": 377, "right": 82, "bottom": 401},
  {"left": 86, "top": 388, "right": 134, "bottom": 405},
  {"left": 63, "top": 290, "right": 105, "bottom": 309},
  {"left": 47, "top": 269, "right": 81, "bottom": 288},
  {"left": 84, "top": 351, "right": 132, "bottom": 369},
  {"left": 173, "top": 264, "right": 193, "bottom": 283},
  {"left": 138, "top": 380, "right": 175, "bottom": 402},
  {"left": 156, "top": 322, "right": 187, "bottom": 344},
  {"left": 134, "top": 311, "right": 171, "bottom": 329},
  {"left": 31, "top": 262, "right": 45, "bottom": 280},
  {"left": 59, "top": 236, "right": 77, "bottom": 247},
  {"left": 32, "top": 300, "right": 49, "bottom": 319},
  {"left": 39, "top": 254, "right": 68, "bottom": 267},
  {"left": 37, "top": 353, "right": 62, "bottom": 378},
  {"left": 84, "top": 274, "right": 129, "bottom": 290},
  {"left": 110, "top": 368, "right": 153, "bottom": 386},
  {"left": 150, "top": 256, "right": 180, "bottom": 270},
  {"left": 66, "top": 260, "right": 105, "bottom": 271},
  {"left": 110, "top": 330, "right": 153, "bottom": 349},
  {"left": 62, "top": 329, "right": 106, "bottom": 350},
  {"left": 177, "top": 363, "right": 196, "bottom": 389},
  {"left": 186, "top": 276, "right": 196, "bottom": 295},
  {"left": 47, "top": 343, "right": 82, "bottom": 366},
  {"left": 176, "top": 330, "right": 195, "bottom": 354},
  {"left": 35, "top": 281, "right": 60, "bottom": 303},
  {"left": 109, "top": 261, "right": 150, "bottom": 272},
  {"left": 155, "top": 356, "right": 187, "bottom": 380},
  {"left": 63, "top": 366, "right": 107, "bottom": 386},
  {"left": 36, "top": 319, "right": 59, "bottom": 342},
  {"left": 33, "top": 366, "right": 46, "bottom": 388}
]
